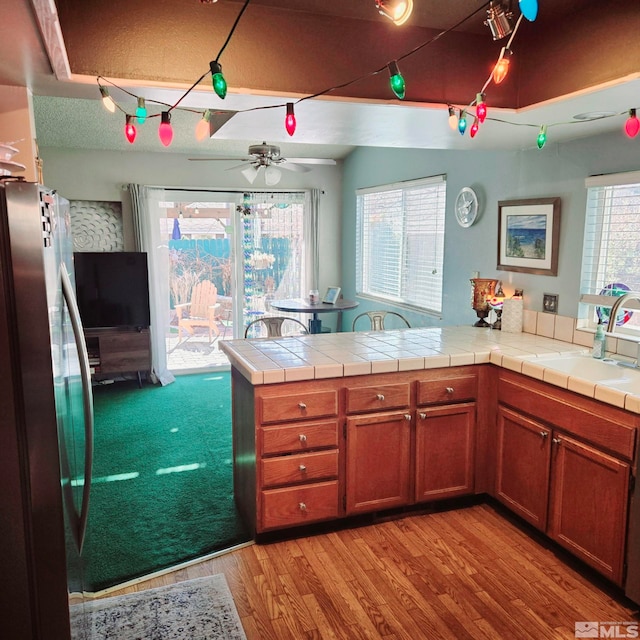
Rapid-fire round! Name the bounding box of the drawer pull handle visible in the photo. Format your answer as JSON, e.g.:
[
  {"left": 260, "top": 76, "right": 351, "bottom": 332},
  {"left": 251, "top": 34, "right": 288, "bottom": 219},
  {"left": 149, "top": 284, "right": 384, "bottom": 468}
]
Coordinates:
[
  {"left": 404, "top": 414, "right": 411, "bottom": 421},
  {"left": 299, "top": 434, "right": 307, "bottom": 442},
  {"left": 299, "top": 465, "right": 307, "bottom": 472},
  {"left": 419, "top": 412, "right": 427, "bottom": 420},
  {"left": 540, "top": 431, "right": 548, "bottom": 439},
  {"left": 376, "top": 394, "right": 385, "bottom": 401},
  {"left": 298, "top": 402, "right": 307, "bottom": 410},
  {"left": 552, "top": 437, "right": 562, "bottom": 445},
  {"left": 299, "top": 502, "right": 307, "bottom": 511},
  {"left": 445, "top": 387, "right": 454, "bottom": 394}
]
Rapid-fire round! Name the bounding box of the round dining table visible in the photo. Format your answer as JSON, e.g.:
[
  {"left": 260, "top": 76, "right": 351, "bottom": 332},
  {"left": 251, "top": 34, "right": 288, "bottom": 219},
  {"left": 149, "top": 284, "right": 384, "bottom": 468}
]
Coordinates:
[{"left": 269, "top": 298, "right": 359, "bottom": 334}]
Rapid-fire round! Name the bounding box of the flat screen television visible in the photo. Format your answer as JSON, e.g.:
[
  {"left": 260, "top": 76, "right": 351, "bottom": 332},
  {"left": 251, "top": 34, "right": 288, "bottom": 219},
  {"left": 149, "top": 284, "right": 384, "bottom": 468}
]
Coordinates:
[{"left": 74, "top": 251, "right": 151, "bottom": 329}]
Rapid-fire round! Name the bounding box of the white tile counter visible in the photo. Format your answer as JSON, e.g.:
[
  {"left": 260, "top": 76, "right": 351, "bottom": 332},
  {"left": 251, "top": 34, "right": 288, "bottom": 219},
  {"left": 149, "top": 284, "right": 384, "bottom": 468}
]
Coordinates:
[{"left": 219, "top": 326, "right": 640, "bottom": 413}]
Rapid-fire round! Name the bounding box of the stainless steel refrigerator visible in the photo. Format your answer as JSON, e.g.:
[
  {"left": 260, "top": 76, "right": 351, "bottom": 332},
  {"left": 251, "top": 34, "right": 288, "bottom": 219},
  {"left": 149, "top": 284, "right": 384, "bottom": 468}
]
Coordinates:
[{"left": 0, "top": 179, "right": 94, "bottom": 639}]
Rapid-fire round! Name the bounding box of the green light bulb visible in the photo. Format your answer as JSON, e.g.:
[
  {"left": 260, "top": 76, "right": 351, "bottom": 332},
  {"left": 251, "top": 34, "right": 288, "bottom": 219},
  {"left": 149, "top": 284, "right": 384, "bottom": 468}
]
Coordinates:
[
  {"left": 210, "top": 61, "right": 227, "bottom": 99},
  {"left": 537, "top": 125, "right": 547, "bottom": 149},
  {"left": 388, "top": 62, "right": 405, "bottom": 100}
]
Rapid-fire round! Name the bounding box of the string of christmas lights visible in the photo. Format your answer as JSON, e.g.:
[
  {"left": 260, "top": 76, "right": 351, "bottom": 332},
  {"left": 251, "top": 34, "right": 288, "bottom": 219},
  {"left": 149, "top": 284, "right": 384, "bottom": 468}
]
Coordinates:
[{"left": 96, "top": 0, "right": 640, "bottom": 150}]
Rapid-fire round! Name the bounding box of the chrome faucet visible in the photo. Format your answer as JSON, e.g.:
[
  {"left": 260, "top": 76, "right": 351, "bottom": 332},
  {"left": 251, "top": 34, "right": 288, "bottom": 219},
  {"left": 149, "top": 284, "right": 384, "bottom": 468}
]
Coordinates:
[{"left": 606, "top": 292, "right": 640, "bottom": 367}]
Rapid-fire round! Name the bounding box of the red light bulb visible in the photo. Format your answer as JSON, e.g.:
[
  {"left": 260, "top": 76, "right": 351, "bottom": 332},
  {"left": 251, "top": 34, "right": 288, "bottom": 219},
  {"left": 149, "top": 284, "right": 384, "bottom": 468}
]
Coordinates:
[
  {"left": 125, "top": 115, "right": 136, "bottom": 144},
  {"left": 476, "top": 94, "right": 487, "bottom": 123},
  {"left": 158, "top": 111, "right": 173, "bottom": 147},
  {"left": 470, "top": 117, "right": 479, "bottom": 138},
  {"left": 625, "top": 109, "right": 640, "bottom": 138},
  {"left": 285, "top": 103, "right": 296, "bottom": 136}
]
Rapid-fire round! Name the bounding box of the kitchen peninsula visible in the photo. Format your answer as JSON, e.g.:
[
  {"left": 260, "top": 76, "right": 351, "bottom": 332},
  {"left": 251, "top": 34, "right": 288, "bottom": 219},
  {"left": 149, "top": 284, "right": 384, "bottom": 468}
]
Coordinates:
[{"left": 219, "top": 325, "right": 640, "bottom": 603}]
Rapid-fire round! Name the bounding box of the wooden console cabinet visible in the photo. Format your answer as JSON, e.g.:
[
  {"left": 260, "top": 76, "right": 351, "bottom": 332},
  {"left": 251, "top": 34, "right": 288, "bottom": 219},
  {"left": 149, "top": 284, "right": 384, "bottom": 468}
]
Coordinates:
[{"left": 84, "top": 328, "right": 151, "bottom": 384}]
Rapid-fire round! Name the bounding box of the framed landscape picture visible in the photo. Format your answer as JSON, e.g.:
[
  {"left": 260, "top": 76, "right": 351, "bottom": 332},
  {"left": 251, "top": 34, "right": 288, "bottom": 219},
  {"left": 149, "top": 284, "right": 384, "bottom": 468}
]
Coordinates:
[{"left": 497, "top": 197, "right": 561, "bottom": 276}]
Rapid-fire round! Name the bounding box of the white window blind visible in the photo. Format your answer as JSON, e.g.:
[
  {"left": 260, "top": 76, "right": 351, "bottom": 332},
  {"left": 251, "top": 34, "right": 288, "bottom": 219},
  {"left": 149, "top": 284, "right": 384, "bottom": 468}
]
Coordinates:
[
  {"left": 580, "top": 174, "right": 640, "bottom": 328},
  {"left": 356, "top": 176, "right": 446, "bottom": 314}
]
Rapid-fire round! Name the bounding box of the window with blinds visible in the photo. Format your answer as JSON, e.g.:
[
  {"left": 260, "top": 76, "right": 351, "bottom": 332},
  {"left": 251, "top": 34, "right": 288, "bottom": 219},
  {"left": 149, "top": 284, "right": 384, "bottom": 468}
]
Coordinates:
[
  {"left": 356, "top": 175, "right": 446, "bottom": 314},
  {"left": 580, "top": 171, "right": 640, "bottom": 331}
]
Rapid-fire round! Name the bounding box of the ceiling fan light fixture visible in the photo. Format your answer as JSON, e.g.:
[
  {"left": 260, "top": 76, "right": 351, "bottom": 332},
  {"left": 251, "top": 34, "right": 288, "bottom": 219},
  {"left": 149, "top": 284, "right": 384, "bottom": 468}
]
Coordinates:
[
  {"left": 241, "top": 165, "right": 259, "bottom": 184},
  {"left": 375, "top": 0, "right": 413, "bottom": 26},
  {"left": 264, "top": 165, "right": 282, "bottom": 186},
  {"left": 484, "top": 1, "right": 514, "bottom": 40}
]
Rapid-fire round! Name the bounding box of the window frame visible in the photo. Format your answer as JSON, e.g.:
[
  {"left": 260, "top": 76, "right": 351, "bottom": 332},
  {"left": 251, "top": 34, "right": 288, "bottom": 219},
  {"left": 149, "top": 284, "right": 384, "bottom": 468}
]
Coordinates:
[{"left": 355, "top": 175, "right": 446, "bottom": 315}]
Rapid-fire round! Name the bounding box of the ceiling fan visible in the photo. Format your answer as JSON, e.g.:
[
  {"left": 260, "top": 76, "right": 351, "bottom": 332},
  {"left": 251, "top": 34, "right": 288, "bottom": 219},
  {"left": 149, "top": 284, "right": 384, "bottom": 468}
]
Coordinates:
[{"left": 188, "top": 142, "right": 336, "bottom": 186}]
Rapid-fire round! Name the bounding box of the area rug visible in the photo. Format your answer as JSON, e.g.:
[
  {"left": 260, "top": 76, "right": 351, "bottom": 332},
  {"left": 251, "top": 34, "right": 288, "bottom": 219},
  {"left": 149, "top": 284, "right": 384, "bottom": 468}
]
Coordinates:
[{"left": 72, "top": 574, "right": 246, "bottom": 640}]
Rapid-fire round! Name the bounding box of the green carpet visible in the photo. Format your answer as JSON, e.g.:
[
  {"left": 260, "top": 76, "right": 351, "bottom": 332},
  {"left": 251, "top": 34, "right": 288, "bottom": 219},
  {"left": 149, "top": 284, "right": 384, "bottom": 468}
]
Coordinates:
[{"left": 84, "top": 372, "right": 250, "bottom": 591}]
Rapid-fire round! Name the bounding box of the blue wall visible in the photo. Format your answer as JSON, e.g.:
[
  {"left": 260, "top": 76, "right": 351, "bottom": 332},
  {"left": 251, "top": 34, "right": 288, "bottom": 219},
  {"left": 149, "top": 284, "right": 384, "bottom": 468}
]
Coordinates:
[{"left": 340, "top": 131, "right": 640, "bottom": 329}]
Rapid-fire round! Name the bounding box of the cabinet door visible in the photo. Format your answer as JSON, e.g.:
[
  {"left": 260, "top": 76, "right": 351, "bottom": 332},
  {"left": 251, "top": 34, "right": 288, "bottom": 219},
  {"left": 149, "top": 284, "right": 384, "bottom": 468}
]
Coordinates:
[
  {"left": 496, "top": 406, "right": 551, "bottom": 531},
  {"left": 415, "top": 403, "right": 475, "bottom": 502},
  {"left": 346, "top": 411, "right": 411, "bottom": 515},
  {"left": 549, "top": 434, "right": 630, "bottom": 585}
]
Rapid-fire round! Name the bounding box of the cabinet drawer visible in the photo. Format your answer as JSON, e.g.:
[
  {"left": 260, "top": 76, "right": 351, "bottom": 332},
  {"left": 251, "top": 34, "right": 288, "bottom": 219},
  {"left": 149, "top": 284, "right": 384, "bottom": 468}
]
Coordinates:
[
  {"left": 261, "top": 450, "right": 338, "bottom": 488},
  {"left": 261, "top": 420, "right": 338, "bottom": 456},
  {"left": 261, "top": 390, "right": 338, "bottom": 424},
  {"left": 346, "top": 382, "right": 410, "bottom": 414},
  {"left": 417, "top": 374, "right": 477, "bottom": 405},
  {"left": 260, "top": 481, "right": 339, "bottom": 531}
]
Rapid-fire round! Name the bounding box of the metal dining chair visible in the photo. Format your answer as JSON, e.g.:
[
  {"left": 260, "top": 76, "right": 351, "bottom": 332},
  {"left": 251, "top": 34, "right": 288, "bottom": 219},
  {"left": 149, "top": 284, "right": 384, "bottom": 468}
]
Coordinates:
[
  {"left": 244, "top": 316, "right": 309, "bottom": 338},
  {"left": 351, "top": 310, "right": 411, "bottom": 331}
]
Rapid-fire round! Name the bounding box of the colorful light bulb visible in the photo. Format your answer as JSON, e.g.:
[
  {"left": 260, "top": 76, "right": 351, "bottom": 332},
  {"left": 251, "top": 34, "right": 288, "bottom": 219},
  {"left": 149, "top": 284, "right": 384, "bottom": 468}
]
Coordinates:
[
  {"left": 625, "top": 109, "right": 640, "bottom": 138},
  {"left": 158, "top": 111, "right": 173, "bottom": 147},
  {"left": 99, "top": 86, "right": 116, "bottom": 113},
  {"left": 493, "top": 55, "right": 510, "bottom": 84},
  {"left": 476, "top": 93, "right": 487, "bottom": 123},
  {"left": 195, "top": 109, "right": 211, "bottom": 141},
  {"left": 448, "top": 106, "right": 458, "bottom": 131},
  {"left": 285, "top": 103, "right": 296, "bottom": 136},
  {"left": 124, "top": 115, "right": 136, "bottom": 144},
  {"left": 470, "top": 117, "right": 479, "bottom": 138},
  {"left": 519, "top": 0, "right": 538, "bottom": 21},
  {"left": 209, "top": 61, "right": 227, "bottom": 99},
  {"left": 537, "top": 125, "right": 547, "bottom": 149},
  {"left": 135, "top": 97, "right": 147, "bottom": 124},
  {"left": 458, "top": 109, "right": 467, "bottom": 135},
  {"left": 388, "top": 61, "right": 405, "bottom": 100}
]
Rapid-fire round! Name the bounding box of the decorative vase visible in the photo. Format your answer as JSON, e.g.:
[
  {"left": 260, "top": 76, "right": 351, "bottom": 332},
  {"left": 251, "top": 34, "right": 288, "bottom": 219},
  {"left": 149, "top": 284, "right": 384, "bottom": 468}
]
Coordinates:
[{"left": 470, "top": 278, "right": 498, "bottom": 327}]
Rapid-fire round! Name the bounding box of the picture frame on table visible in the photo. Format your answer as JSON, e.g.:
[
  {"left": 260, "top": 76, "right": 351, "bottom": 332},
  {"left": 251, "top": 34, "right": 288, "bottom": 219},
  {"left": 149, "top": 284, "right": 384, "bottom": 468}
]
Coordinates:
[
  {"left": 497, "top": 197, "right": 561, "bottom": 276},
  {"left": 322, "top": 286, "right": 341, "bottom": 304}
]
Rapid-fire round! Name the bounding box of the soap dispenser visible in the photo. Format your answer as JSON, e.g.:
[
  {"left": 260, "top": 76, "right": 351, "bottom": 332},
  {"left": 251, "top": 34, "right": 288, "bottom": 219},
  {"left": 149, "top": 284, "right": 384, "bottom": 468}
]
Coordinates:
[{"left": 592, "top": 319, "right": 606, "bottom": 359}]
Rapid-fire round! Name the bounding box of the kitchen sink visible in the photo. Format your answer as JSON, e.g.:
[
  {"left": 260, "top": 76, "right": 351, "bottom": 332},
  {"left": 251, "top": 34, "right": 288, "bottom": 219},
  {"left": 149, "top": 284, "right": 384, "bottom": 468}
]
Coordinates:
[{"left": 522, "top": 353, "right": 640, "bottom": 393}]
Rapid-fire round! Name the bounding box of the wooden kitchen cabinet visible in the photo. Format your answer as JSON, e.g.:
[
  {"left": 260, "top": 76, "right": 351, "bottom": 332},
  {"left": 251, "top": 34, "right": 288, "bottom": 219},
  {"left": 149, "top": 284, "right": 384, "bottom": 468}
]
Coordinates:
[
  {"left": 496, "top": 406, "right": 551, "bottom": 530},
  {"left": 549, "top": 433, "right": 630, "bottom": 585},
  {"left": 345, "top": 410, "right": 411, "bottom": 514},
  {"left": 497, "top": 370, "right": 636, "bottom": 585},
  {"left": 415, "top": 403, "right": 476, "bottom": 502}
]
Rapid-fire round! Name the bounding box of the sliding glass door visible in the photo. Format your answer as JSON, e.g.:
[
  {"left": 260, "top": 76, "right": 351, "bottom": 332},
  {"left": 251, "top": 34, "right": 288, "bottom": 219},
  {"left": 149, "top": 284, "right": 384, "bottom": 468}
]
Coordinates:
[{"left": 139, "top": 188, "right": 307, "bottom": 372}]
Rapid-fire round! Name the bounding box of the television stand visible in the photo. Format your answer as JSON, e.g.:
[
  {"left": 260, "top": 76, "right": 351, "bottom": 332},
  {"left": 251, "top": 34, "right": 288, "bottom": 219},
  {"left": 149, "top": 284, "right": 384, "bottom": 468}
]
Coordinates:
[{"left": 84, "top": 327, "right": 151, "bottom": 387}]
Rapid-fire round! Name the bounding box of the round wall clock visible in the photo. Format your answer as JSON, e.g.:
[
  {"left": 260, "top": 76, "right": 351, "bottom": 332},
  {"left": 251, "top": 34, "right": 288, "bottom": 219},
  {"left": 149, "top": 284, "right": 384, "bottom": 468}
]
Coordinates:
[{"left": 455, "top": 187, "right": 479, "bottom": 228}]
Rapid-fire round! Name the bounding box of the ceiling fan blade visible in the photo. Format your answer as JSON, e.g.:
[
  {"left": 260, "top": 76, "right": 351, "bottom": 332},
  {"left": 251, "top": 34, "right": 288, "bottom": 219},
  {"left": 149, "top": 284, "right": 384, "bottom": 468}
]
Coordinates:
[
  {"left": 188, "top": 156, "right": 252, "bottom": 162},
  {"left": 224, "top": 161, "right": 254, "bottom": 172},
  {"left": 287, "top": 158, "right": 337, "bottom": 165},
  {"left": 279, "top": 162, "right": 311, "bottom": 173}
]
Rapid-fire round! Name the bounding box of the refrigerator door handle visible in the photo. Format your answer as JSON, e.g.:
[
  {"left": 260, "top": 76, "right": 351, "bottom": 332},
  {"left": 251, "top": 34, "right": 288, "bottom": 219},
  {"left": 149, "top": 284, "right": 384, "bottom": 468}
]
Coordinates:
[{"left": 61, "top": 263, "right": 94, "bottom": 553}]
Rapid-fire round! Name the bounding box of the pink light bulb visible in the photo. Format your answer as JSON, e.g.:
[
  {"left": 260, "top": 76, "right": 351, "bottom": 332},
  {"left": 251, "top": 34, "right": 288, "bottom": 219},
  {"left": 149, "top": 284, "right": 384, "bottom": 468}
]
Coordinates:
[
  {"left": 158, "top": 111, "right": 173, "bottom": 147},
  {"left": 625, "top": 109, "right": 640, "bottom": 138}
]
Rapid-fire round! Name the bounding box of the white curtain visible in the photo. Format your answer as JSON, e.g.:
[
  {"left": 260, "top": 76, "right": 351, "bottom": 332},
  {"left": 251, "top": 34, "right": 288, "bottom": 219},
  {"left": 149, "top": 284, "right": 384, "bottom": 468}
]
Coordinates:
[
  {"left": 305, "top": 189, "right": 321, "bottom": 291},
  {"left": 129, "top": 184, "right": 175, "bottom": 386}
]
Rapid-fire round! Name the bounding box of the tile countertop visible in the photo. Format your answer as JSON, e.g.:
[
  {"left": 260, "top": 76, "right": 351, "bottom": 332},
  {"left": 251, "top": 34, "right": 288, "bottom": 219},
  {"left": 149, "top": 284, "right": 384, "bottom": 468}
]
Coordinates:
[{"left": 218, "top": 326, "right": 640, "bottom": 414}]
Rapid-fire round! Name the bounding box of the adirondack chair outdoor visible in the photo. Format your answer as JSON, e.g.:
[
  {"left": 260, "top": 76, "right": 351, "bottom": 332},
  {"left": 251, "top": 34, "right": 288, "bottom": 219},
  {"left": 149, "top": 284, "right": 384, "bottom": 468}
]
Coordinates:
[{"left": 175, "top": 280, "right": 221, "bottom": 343}]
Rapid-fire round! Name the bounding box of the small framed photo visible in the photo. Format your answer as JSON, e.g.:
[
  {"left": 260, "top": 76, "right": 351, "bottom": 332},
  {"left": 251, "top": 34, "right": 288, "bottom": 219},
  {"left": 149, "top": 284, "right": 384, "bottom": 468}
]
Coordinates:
[
  {"left": 543, "top": 293, "right": 559, "bottom": 314},
  {"left": 497, "top": 197, "right": 561, "bottom": 276},
  {"left": 322, "top": 286, "right": 341, "bottom": 304}
]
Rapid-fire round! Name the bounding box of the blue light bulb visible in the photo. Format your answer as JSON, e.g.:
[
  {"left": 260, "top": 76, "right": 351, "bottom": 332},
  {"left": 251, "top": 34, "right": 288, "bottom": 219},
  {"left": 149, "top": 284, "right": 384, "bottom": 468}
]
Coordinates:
[{"left": 519, "top": 0, "right": 538, "bottom": 21}]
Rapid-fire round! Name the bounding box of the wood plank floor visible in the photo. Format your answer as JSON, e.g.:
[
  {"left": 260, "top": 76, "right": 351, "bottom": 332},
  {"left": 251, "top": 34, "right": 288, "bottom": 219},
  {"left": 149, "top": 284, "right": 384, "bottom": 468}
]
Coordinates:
[{"left": 103, "top": 503, "right": 639, "bottom": 639}]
